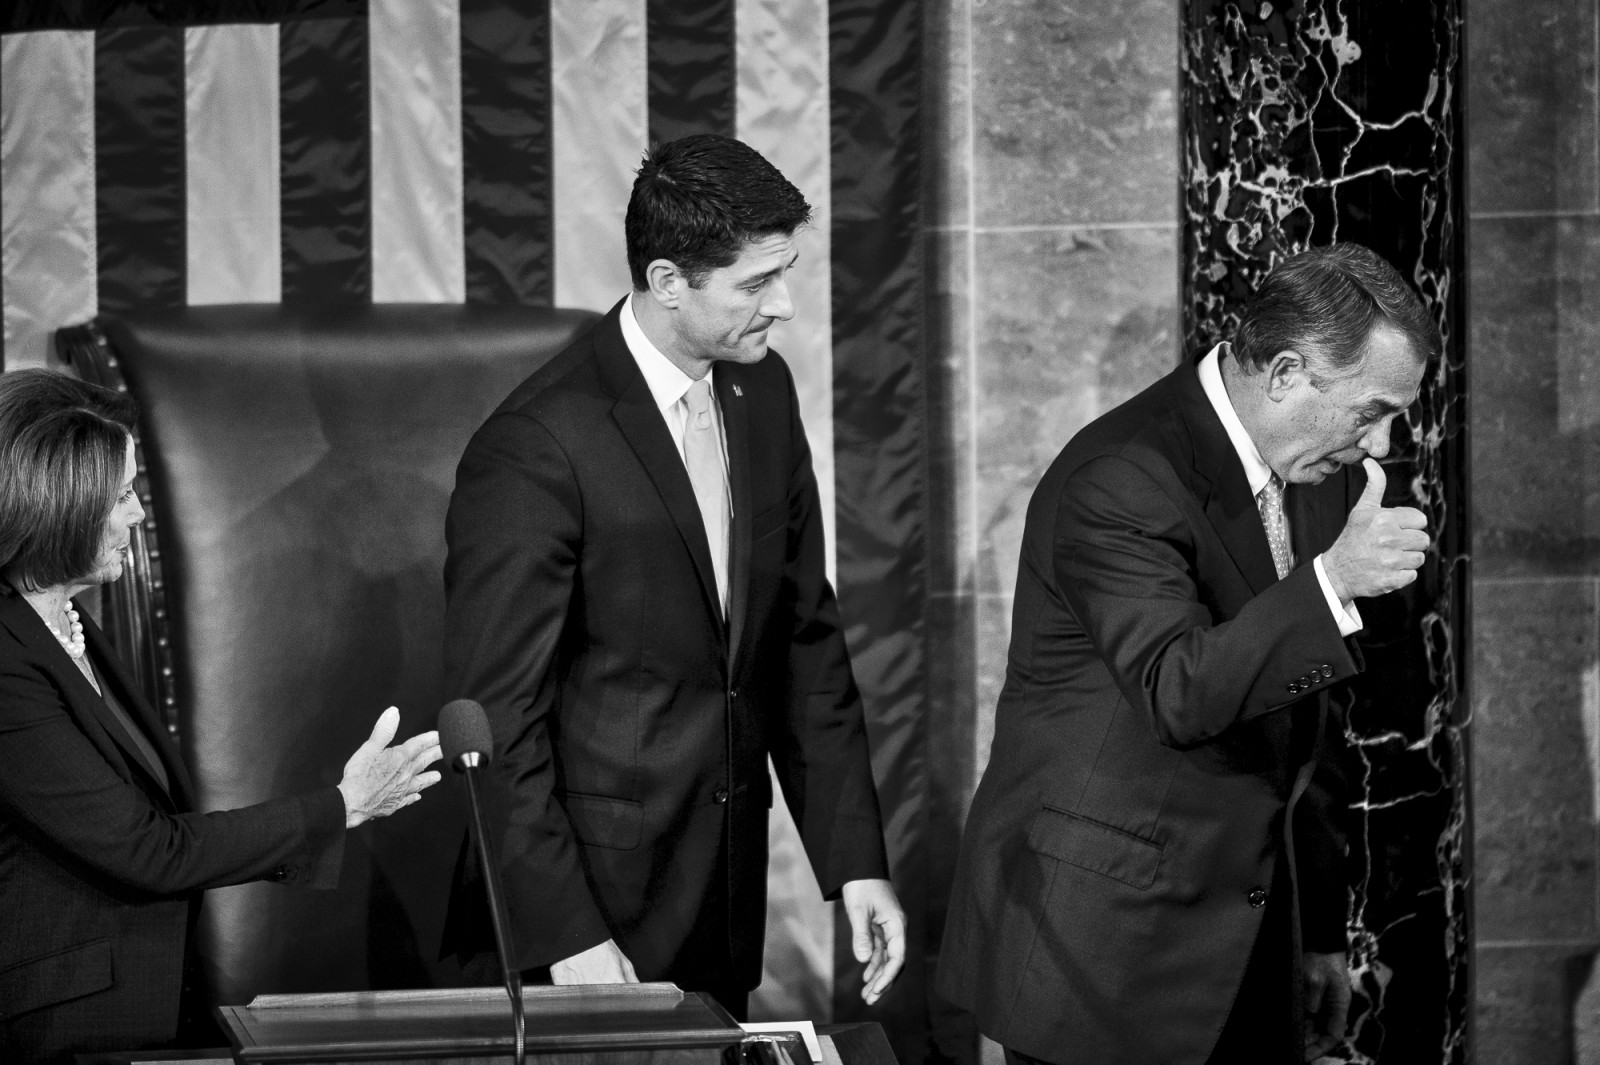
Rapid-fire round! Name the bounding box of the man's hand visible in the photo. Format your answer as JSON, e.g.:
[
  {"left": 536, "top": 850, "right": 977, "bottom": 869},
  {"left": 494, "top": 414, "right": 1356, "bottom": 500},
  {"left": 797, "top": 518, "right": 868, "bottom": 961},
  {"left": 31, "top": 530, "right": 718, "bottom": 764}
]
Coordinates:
[
  {"left": 841, "top": 878, "right": 905, "bottom": 1005},
  {"left": 550, "top": 938, "right": 640, "bottom": 984},
  {"left": 1302, "top": 950, "right": 1351, "bottom": 1061},
  {"left": 1321, "top": 458, "right": 1429, "bottom": 601},
  {"left": 550, "top": 933, "right": 636, "bottom": 985}
]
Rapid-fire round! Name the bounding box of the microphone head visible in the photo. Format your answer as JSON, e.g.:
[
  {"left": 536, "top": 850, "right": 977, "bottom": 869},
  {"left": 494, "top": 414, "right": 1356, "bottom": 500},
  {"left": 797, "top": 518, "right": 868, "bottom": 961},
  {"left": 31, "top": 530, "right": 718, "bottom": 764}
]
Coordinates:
[{"left": 439, "top": 699, "right": 494, "bottom": 770}]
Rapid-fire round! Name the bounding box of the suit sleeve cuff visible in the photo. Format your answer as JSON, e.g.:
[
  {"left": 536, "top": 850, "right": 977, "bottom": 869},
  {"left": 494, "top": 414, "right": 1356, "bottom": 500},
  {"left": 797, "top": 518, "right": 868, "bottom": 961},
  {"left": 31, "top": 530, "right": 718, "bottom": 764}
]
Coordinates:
[
  {"left": 298, "top": 788, "right": 347, "bottom": 890},
  {"left": 1313, "top": 554, "right": 1363, "bottom": 636}
]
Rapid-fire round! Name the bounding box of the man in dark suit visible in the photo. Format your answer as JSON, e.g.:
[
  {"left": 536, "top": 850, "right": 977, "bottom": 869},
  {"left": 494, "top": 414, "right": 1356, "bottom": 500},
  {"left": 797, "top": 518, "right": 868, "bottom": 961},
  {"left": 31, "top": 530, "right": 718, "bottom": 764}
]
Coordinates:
[
  {"left": 442, "top": 134, "right": 903, "bottom": 1017},
  {"left": 938, "top": 244, "right": 1438, "bottom": 1064}
]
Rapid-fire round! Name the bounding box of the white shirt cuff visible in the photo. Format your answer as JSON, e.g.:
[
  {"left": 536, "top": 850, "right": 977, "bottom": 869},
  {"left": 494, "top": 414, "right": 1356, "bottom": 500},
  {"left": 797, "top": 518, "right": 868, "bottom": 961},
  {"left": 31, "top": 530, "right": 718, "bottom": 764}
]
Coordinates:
[{"left": 1313, "top": 554, "right": 1363, "bottom": 636}]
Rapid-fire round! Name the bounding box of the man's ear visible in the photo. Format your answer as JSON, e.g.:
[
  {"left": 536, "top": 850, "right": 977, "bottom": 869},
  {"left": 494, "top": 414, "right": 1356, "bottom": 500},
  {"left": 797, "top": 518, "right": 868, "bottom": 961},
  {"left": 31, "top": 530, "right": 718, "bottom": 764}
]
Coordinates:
[
  {"left": 1264, "top": 349, "right": 1307, "bottom": 403},
  {"left": 645, "top": 259, "right": 683, "bottom": 309}
]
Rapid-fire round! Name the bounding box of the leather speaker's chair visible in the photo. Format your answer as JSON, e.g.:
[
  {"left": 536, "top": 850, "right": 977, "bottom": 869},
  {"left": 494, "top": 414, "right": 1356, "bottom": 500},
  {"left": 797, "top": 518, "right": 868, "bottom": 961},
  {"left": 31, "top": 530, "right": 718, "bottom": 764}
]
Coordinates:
[{"left": 54, "top": 304, "right": 598, "bottom": 1003}]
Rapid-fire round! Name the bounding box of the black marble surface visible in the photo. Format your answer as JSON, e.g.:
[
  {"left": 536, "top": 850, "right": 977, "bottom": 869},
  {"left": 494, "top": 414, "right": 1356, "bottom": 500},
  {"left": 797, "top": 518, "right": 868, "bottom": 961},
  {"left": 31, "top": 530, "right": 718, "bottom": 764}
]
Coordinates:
[{"left": 1180, "top": 2, "right": 1469, "bottom": 1062}]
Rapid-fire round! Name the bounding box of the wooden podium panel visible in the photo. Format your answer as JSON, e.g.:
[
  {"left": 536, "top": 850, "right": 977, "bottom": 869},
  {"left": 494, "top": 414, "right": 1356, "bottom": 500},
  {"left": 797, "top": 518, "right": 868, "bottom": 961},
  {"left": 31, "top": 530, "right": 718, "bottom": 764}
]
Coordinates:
[{"left": 213, "top": 985, "right": 805, "bottom": 1064}]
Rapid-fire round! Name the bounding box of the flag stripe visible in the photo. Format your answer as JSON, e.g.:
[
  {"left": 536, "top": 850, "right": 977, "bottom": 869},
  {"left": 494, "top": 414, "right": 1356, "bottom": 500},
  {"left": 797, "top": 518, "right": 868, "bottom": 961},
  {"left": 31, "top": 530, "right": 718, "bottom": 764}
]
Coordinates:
[
  {"left": 5, "top": 1, "right": 369, "bottom": 34},
  {"left": 371, "top": 0, "right": 464, "bottom": 303},
  {"left": 1, "top": 30, "right": 97, "bottom": 370},
  {"left": 737, "top": 0, "right": 836, "bottom": 1022},
  {"left": 461, "top": 0, "right": 554, "bottom": 306},
  {"left": 186, "top": 24, "right": 281, "bottom": 305},
  {"left": 827, "top": 0, "right": 924, "bottom": 1055},
  {"left": 551, "top": 0, "right": 644, "bottom": 311},
  {"left": 738, "top": 0, "right": 835, "bottom": 572},
  {"left": 647, "top": 0, "right": 735, "bottom": 144},
  {"left": 279, "top": 14, "right": 370, "bottom": 303},
  {"left": 95, "top": 26, "right": 185, "bottom": 320}
]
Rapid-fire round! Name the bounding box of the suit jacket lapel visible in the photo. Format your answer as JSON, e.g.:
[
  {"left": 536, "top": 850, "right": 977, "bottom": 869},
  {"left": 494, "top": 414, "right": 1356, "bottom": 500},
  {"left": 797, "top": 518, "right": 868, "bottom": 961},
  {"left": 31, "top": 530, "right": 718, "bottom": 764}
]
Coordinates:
[
  {"left": 81, "top": 608, "right": 193, "bottom": 807},
  {"left": 0, "top": 591, "right": 180, "bottom": 806},
  {"left": 1171, "top": 362, "right": 1280, "bottom": 595},
  {"left": 594, "top": 304, "right": 727, "bottom": 637},
  {"left": 716, "top": 367, "right": 752, "bottom": 665}
]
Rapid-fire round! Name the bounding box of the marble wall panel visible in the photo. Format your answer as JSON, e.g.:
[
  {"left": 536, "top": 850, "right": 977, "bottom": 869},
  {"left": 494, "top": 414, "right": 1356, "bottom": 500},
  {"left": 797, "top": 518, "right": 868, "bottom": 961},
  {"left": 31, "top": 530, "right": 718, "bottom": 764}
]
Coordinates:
[
  {"left": 1581, "top": 970, "right": 1600, "bottom": 1065},
  {"left": 970, "top": 0, "right": 1177, "bottom": 227},
  {"left": 971, "top": 225, "right": 1178, "bottom": 598},
  {"left": 1179, "top": 1, "right": 1468, "bottom": 1061},
  {"left": 1476, "top": 945, "right": 1600, "bottom": 1065},
  {"left": 927, "top": 228, "right": 977, "bottom": 594},
  {"left": 972, "top": 592, "right": 1013, "bottom": 781},
  {"left": 1466, "top": 0, "right": 1598, "bottom": 215},
  {"left": 1471, "top": 216, "right": 1600, "bottom": 578},
  {"left": 924, "top": 0, "right": 971, "bottom": 229},
  {"left": 1472, "top": 579, "right": 1599, "bottom": 942}
]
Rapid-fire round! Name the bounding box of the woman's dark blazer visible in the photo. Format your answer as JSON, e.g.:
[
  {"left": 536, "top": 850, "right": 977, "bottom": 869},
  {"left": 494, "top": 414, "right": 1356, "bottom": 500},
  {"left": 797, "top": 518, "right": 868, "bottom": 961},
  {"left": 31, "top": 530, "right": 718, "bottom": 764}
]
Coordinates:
[{"left": 0, "top": 587, "right": 344, "bottom": 1063}]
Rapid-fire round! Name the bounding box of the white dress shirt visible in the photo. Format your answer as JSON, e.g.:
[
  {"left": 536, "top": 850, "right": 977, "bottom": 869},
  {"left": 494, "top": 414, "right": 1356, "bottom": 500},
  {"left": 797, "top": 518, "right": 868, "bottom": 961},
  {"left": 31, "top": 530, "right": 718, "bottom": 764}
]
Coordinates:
[
  {"left": 620, "top": 294, "right": 731, "bottom": 479},
  {"left": 1197, "top": 344, "right": 1362, "bottom": 636}
]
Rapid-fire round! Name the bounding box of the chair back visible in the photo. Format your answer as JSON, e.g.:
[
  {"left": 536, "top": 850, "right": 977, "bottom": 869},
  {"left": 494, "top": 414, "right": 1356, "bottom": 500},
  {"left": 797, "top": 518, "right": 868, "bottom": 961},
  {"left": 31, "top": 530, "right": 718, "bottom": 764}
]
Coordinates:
[{"left": 57, "top": 303, "right": 598, "bottom": 1001}]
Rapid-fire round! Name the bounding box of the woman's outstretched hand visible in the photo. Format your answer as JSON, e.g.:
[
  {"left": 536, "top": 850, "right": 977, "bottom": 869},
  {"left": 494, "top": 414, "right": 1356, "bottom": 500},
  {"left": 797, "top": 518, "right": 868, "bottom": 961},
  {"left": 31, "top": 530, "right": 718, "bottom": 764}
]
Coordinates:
[{"left": 336, "top": 707, "right": 443, "bottom": 828}]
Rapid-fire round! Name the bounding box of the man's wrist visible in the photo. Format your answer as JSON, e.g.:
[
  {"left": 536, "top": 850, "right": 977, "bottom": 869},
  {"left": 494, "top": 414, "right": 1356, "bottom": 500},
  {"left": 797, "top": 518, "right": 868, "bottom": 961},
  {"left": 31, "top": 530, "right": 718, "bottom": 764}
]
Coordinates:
[{"left": 1313, "top": 554, "right": 1363, "bottom": 636}]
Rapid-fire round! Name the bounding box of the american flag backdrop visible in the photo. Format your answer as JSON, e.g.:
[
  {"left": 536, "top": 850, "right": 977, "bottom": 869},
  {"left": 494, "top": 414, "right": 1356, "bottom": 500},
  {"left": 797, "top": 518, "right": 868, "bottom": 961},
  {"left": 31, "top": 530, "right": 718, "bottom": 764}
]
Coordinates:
[{"left": 0, "top": 0, "right": 933, "bottom": 1057}]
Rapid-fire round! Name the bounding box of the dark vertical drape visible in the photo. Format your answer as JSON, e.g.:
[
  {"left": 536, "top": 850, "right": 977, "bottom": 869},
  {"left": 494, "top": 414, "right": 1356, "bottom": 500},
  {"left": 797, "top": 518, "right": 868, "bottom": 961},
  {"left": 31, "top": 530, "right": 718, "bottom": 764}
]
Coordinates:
[
  {"left": 828, "top": 1, "right": 928, "bottom": 1062},
  {"left": 461, "top": 0, "right": 553, "bottom": 306},
  {"left": 279, "top": 8, "right": 370, "bottom": 303},
  {"left": 646, "top": 0, "right": 735, "bottom": 145},
  {"left": 95, "top": 25, "right": 185, "bottom": 317}
]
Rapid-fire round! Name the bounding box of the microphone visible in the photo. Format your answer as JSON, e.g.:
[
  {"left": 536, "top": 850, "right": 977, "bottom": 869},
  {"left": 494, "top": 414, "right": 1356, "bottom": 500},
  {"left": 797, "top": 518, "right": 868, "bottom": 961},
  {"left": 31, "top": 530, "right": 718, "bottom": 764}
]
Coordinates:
[
  {"left": 441, "top": 698, "right": 495, "bottom": 771},
  {"left": 438, "top": 699, "right": 524, "bottom": 1065}
]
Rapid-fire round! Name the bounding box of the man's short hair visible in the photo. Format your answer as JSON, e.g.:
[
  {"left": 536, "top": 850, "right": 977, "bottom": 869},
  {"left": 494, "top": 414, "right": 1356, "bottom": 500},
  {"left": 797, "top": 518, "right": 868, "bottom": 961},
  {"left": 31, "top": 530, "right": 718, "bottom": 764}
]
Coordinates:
[
  {"left": 625, "top": 134, "right": 812, "bottom": 290},
  {"left": 1232, "top": 243, "right": 1441, "bottom": 379},
  {"left": 0, "top": 369, "right": 138, "bottom": 590}
]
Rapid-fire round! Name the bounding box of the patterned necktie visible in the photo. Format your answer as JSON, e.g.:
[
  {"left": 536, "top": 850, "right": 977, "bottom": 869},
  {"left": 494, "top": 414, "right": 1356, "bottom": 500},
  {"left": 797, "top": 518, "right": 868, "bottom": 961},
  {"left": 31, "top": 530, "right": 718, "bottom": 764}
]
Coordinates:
[
  {"left": 1257, "top": 474, "right": 1294, "bottom": 580},
  {"left": 682, "top": 378, "right": 729, "bottom": 615}
]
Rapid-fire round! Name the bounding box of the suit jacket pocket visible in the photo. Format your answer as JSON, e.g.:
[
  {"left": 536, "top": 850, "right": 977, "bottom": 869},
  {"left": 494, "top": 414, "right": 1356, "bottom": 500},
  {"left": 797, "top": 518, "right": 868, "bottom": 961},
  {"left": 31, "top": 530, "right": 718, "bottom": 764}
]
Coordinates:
[
  {"left": 561, "top": 793, "right": 643, "bottom": 850},
  {"left": 0, "top": 938, "right": 113, "bottom": 1018},
  {"left": 1027, "top": 807, "right": 1162, "bottom": 890}
]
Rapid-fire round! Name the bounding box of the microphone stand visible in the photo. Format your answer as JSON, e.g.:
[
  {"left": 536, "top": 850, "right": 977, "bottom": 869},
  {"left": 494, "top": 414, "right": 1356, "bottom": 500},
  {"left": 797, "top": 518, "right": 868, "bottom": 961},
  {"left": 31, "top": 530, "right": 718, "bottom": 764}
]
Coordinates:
[{"left": 458, "top": 751, "right": 525, "bottom": 1065}]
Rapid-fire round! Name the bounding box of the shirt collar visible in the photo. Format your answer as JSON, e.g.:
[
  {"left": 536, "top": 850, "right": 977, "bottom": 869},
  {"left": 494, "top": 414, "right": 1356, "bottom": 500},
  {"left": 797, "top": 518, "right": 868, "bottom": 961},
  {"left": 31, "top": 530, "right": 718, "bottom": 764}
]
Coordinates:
[
  {"left": 1197, "top": 342, "right": 1273, "bottom": 497},
  {"left": 620, "top": 294, "right": 701, "bottom": 413}
]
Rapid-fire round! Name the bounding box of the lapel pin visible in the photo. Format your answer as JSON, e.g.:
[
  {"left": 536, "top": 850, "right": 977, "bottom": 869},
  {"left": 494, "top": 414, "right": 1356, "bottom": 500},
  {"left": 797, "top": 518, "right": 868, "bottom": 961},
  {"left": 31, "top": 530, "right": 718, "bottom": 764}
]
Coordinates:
[{"left": 732, "top": 384, "right": 743, "bottom": 397}]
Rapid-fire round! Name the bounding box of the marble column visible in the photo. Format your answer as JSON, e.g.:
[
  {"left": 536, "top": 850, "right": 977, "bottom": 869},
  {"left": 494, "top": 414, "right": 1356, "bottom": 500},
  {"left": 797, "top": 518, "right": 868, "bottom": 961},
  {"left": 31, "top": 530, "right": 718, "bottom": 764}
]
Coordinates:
[{"left": 1180, "top": 2, "right": 1469, "bottom": 1063}]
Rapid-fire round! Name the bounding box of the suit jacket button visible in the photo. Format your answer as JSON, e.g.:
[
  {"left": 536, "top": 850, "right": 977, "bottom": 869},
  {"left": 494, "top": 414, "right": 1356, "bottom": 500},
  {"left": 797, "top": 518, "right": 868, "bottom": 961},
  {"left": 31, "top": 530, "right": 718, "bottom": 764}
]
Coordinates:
[
  {"left": 1321, "top": 665, "right": 1334, "bottom": 679},
  {"left": 1287, "top": 683, "right": 1300, "bottom": 695},
  {"left": 713, "top": 787, "right": 730, "bottom": 804},
  {"left": 1248, "top": 887, "right": 1268, "bottom": 908}
]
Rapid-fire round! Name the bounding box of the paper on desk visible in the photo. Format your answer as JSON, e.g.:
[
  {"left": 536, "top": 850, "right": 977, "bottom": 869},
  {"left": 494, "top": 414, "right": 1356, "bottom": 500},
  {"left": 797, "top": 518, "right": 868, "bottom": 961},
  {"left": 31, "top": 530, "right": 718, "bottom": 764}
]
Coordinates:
[{"left": 740, "top": 1019, "right": 823, "bottom": 1063}]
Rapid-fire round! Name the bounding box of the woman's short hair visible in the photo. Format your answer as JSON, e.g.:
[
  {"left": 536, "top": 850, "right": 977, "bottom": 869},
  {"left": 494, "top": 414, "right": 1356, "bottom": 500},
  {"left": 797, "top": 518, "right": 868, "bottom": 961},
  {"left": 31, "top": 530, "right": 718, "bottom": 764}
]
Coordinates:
[{"left": 0, "top": 370, "right": 139, "bottom": 590}]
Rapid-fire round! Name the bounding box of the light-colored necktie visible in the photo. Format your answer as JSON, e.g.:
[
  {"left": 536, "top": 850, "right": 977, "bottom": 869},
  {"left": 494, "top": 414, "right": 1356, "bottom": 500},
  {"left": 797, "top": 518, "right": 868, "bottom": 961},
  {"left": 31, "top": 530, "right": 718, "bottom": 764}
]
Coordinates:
[
  {"left": 1256, "top": 473, "right": 1294, "bottom": 580},
  {"left": 682, "top": 379, "right": 729, "bottom": 615}
]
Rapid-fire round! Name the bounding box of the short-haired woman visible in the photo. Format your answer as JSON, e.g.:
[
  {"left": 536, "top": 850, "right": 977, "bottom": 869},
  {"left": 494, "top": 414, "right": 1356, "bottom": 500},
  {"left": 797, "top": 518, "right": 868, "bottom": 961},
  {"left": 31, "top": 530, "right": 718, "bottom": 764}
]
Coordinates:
[{"left": 0, "top": 369, "right": 442, "bottom": 1062}]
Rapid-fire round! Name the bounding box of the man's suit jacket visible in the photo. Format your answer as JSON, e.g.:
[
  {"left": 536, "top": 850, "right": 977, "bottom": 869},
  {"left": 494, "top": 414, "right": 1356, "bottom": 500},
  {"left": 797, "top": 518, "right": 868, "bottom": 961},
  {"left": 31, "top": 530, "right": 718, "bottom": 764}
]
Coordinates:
[
  {"left": 0, "top": 588, "right": 344, "bottom": 1064},
  {"left": 440, "top": 301, "right": 888, "bottom": 989},
  {"left": 938, "top": 359, "right": 1362, "bottom": 1064}
]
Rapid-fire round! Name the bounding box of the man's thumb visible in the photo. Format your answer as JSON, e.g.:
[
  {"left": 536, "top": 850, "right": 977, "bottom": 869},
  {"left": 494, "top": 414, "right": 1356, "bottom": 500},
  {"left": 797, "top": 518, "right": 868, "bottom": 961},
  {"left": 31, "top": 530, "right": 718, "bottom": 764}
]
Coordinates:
[
  {"left": 851, "top": 913, "right": 872, "bottom": 963},
  {"left": 1357, "top": 458, "right": 1386, "bottom": 509}
]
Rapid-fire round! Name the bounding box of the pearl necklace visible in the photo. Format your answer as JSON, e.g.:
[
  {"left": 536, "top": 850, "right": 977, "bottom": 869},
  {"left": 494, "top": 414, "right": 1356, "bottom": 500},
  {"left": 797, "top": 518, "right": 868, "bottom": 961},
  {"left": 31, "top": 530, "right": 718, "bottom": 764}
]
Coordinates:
[{"left": 48, "top": 604, "right": 86, "bottom": 660}]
